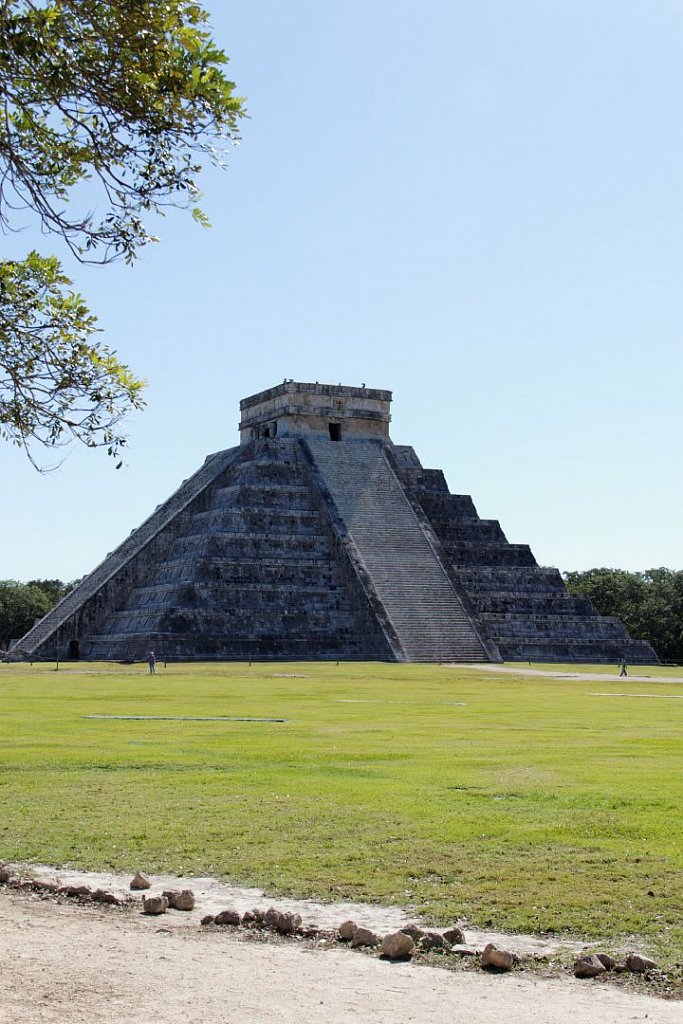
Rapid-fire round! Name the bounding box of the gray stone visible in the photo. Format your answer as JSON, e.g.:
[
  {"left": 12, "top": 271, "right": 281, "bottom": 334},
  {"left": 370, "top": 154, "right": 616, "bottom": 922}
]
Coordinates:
[
  {"left": 214, "top": 908, "right": 242, "bottom": 927},
  {"left": 57, "top": 885, "right": 91, "bottom": 898},
  {"left": 625, "top": 953, "right": 658, "bottom": 973},
  {"left": 338, "top": 920, "right": 358, "bottom": 941},
  {"left": 419, "top": 931, "right": 451, "bottom": 951},
  {"left": 574, "top": 955, "right": 607, "bottom": 978},
  {"left": 482, "top": 942, "right": 516, "bottom": 971},
  {"left": 142, "top": 895, "right": 168, "bottom": 915},
  {"left": 92, "top": 889, "right": 120, "bottom": 905},
  {"left": 130, "top": 872, "right": 152, "bottom": 890},
  {"left": 381, "top": 931, "right": 415, "bottom": 959},
  {"left": 164, "top": 889, "right": 195, "bottom": 911},
  {"left": 276, "top": 911, "right": 302, "bottom": 935},
  {"left": 350, "top": 926, "right": 381, "bottom": 948},
  {"left": 263, "top": 907, "right": 283, "bottom": 930}
]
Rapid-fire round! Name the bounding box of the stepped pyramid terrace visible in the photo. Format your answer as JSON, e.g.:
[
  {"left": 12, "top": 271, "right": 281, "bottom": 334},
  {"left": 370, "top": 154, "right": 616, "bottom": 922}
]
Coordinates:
[{"left": 15, "top": 382, "right": 657, "bottom": 664}]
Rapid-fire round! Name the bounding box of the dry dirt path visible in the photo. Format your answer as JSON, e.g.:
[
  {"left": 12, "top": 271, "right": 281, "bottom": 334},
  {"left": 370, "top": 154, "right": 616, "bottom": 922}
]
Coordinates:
[
  {"left": 1, "top": 892, "right": 680, "bottom": 1024},
  {"left": 456, "top": 664, "right": 683, "bottom": 683}
]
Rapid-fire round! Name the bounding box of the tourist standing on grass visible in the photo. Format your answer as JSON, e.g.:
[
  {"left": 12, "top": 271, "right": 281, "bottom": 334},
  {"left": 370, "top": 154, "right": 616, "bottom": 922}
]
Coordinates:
[
  {"left": 148, "top": 651, "right": 156, "bottom": 674},
  {"left": 619, "top": 657, "right": 628, "bottom": 677}
]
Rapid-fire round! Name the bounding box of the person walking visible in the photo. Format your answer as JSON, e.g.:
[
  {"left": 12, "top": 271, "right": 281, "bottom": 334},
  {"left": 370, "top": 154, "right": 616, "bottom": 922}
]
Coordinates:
[
  {"left": 147, "top": 650, "right": 156, "bottom": 674},
  {"left": 619, "top": 657, "right": 628, "bottom": 678}
]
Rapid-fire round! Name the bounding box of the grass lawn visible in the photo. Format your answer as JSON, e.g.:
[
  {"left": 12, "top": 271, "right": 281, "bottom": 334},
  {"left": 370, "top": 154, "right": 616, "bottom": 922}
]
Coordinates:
[{"left": 1, "top": 660, "right": 682, "bottom": 963}]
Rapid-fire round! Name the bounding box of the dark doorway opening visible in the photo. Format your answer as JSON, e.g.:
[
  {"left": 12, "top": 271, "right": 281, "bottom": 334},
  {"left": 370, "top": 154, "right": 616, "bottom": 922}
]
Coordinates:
[
  {"left": 68, "top": 639, "right": 81, "bottom": 659},
  {"left": 329, "top": 423, "right": 341, "bottom": 441}
]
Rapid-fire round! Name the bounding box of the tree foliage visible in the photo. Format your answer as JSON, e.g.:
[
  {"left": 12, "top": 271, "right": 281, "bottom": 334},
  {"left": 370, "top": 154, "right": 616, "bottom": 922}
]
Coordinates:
[
  {"left": 0, "top": 577, "right": 76, "bottom": 646},
  {"left": 0, "top": 579, "right": 52, "bottom": 645},
  {"left": 0, "top": 1, "right": 245, "bottom": 464},
  {"left": 564, "top": 567, "right": 683, "bottom": 663}
]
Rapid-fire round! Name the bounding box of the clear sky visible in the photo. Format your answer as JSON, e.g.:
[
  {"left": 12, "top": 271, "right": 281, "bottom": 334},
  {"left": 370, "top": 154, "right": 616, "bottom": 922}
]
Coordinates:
[{"left": 2, "top": 0, "right": 682, "bottom": 582}]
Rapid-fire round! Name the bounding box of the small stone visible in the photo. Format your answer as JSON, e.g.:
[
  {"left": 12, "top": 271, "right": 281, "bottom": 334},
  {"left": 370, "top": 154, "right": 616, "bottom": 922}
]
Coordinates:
[
  {"left": 92, "top": 889, "right": 120, "bottom": 905},
  {"left": 214, "top": 908, "right": 242, "bottom": 927},
  {"left": 482, "top": 942, "right": 516, "bottom": 971},
  {"left": 400, "top": 923, "right": 425, "bottom": 941},
  {"left": 338, "top": 920, "right": 358, "bottom": 941},
  {"left": 381, "top": 930, "right": 415, "bottom": 959},
  {"left": 0, "top": 867, "right": 15, "bottom": 884},
  {"left": 574, "top": 955, "right": 607, "bottom": 978},
  {"left": 130, "top": 872, "right": 152, "bottom": 891},
  {"left": 443, "top": 925, "right": 466, "bottom": 944},
  {"left": 625, "top": 953, "right": 658, "bottom": 974},
  {"left": 165, "top": 889, "right": 195, "bottom": 911},
  {"left": 241, "top": 910, "right": 257, "bottom": 926},
  {"left": 142, "top": 895, "right": 168, "bottom": 915},
  {"left": 596, "top": 953, "right": 616, "bottom": 970},
  {"left": 200, "top": 914, "right": 215, "bottom": 926},
  {"left": 419, "top": 931, "right": 451, "bottom": 951},
  {"left": 301, "top": 925, "right": 320, "bottom": 939},
  {"left": 451, "top": 945, "right": 479, "bottom": 957},
  {"left": 350, "top": 926, "right": 380, "bottom": 948},
  {"left": 276, "top": 912, "right": 302, "bottom": 935},
  {"left": 57, "top": 885, "right": 91, "bottom": 898},
  {"left": 263, "top": 906, "right": 282, "bottom": 930},
  {"left": 251, "top": 908, "right": 265, "bottom": 924}
]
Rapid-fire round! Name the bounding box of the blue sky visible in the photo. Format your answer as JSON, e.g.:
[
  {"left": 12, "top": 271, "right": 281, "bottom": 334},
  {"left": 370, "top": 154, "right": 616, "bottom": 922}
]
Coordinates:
[{"left": 2, "top": 0, "right": 682, "bottom": 581}]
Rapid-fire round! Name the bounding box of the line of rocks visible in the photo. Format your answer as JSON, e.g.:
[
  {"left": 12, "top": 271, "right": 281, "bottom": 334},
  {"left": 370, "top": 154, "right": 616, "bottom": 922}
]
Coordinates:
[
  {"left": 0, "top": 864, "right": 126, "bottom": 906},
  {"left": 1, "top": 864, "right": 664, "bottom": 982}
]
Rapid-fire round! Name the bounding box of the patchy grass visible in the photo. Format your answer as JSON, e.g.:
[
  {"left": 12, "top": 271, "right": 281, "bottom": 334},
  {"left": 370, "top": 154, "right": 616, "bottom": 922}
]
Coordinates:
[{"left": 1, "top": 660, "right": 682, "bottom": 963}]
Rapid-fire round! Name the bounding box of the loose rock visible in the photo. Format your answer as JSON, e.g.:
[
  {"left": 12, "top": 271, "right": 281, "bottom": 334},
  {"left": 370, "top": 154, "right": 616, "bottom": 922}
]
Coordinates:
[
  {"left": 574, "top": 955, "right": 607, "bottom": 979},
  {"left": 92, "top": 889, "right": 120, "bottom": 905},
  {"left": 276, "top": 912, "right": 302, "bottom": 935},
  {"left": 263, "top": 907, "right": 283, "bottom": 930},
  {"left": 142, "top": 895, "right": 169, "bottom": 916},
  {"left": 200, "top": 915, "right": 215, "bottom": 926},
  {"left": 626, "top": 953, "right": 658, "bottom": 974},
  {"left": 0, "top": 867, "right": 15, "bottom": 884},
  {"left": 596, "top": 953, "right": 616, "bottom": 970},
  {"left": 130, "top": 872, "right": 152, "bottom": 891},
  {"left": 419, "top": 931, "right": 451, "bottom": 951},
  {"left": 482, "top": 942, "right": 516, "bottom": 971},
  {"left": 350, "top": 926, "right": 380, "bottom": 948},
  {"left": 400, "top": 923, "right": 425, "bottom": 941},
  {"left": 214, "top": 908, "right": 242, "bottom": 927},
  {"left": 381, "top": 931, "right": 415, "bottom": 959},
  {"left": 163, "top": 889, "right": 195, "bottom": 911},
  {"left": 443, "top": 925, "right": 466, "bottom": 944},
  {"left": 57, "top": 885, "right": 91, "bottom": 898},
  {"left": 338, "top": 920, "right": 358, "bottom": 941}
]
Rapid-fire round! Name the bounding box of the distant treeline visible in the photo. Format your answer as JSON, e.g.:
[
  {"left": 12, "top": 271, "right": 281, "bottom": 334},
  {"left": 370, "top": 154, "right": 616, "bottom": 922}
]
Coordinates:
[
  {"left": 0, "top": 579, "right": 77, "bottom": 647},
  {"left": 564, "top": 568, "right": 683, "bottom": 664}
]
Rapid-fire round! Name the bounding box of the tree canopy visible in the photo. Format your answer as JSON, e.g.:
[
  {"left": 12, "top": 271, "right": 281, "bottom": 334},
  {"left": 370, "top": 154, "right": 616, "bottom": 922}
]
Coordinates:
[
  {"left": 0, "top": 579, "right": 53, "bottom": 645},
  {"left": 0, "top": 1, "right": 245, "bottom": 465},
  {"left": 564, "top": 567, "right": 683, "bottom": 663}
]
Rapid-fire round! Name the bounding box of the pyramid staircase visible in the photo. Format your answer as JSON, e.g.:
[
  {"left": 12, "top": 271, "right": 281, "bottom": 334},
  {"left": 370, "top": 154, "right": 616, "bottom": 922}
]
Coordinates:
[{"left": 303, "top": 438, "right": 491, "bottom": 662}]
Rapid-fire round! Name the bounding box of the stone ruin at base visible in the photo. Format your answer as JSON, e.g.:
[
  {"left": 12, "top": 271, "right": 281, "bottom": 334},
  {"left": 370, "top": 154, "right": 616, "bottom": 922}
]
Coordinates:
[{"left": 15, "top": 382, "right": 657, "bottom": 664}]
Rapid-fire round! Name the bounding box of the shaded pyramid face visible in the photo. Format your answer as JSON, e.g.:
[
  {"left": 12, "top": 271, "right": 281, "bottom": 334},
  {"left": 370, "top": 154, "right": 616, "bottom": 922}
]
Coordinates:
[
  {"left": 15, "top": 380, "right": 658, "bottom": 665},
  {"left": 84, "top": 440, "right": 394, "bottom": 661}
]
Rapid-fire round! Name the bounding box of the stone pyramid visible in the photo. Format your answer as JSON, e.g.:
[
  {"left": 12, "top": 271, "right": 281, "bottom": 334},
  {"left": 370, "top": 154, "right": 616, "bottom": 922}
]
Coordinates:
[{"left": 15, "top": 382, "right": 657, "bottom": 664}]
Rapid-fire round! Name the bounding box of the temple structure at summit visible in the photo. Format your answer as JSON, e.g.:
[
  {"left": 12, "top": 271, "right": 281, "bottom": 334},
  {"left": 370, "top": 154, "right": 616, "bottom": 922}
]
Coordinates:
[{"left": 15, "top": 382, "right": 657, "bottom": 664}]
